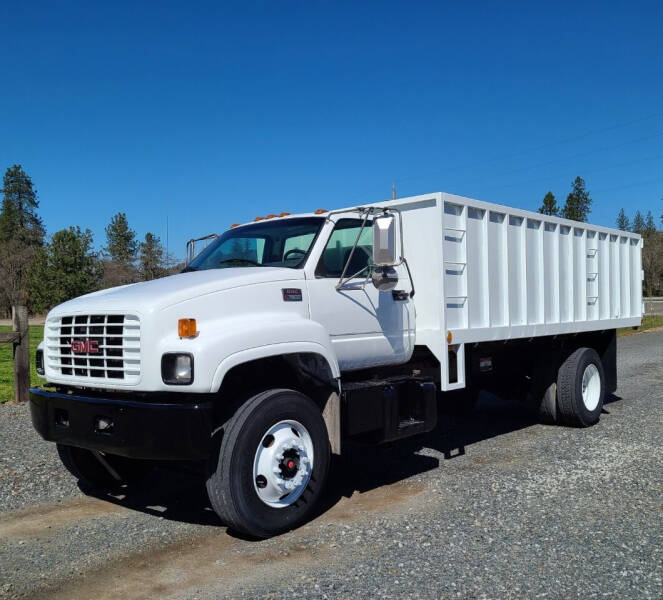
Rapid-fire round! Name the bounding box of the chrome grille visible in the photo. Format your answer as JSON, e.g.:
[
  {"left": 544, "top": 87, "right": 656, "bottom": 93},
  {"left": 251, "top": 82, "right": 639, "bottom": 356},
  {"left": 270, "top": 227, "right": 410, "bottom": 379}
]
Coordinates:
[{"left": 45, "top": 314, "right": 140, "bottom": 383}]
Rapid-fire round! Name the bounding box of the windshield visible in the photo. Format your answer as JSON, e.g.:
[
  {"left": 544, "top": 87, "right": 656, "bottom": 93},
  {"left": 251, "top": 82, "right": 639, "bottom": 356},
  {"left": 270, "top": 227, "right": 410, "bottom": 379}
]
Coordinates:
[{"left": 185, "top": 217, "right": 324, "bottom": 271}]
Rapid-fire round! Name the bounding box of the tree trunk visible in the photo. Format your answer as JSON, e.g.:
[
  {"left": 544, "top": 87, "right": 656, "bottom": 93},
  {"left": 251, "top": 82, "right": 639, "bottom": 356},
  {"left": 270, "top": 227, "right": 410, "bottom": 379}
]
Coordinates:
[{"left": 12, "top": 305, "right": 29, "bottom": 403}]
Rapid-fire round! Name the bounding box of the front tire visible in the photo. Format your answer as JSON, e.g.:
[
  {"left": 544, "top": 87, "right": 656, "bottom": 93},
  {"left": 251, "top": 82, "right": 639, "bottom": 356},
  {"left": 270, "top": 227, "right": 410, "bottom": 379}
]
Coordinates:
[
  {"left": 206, "top": 389, "right": 330, "bottom": 539},
  {"left": 556, "top": 347, "right": 605, "bottom": 427}
]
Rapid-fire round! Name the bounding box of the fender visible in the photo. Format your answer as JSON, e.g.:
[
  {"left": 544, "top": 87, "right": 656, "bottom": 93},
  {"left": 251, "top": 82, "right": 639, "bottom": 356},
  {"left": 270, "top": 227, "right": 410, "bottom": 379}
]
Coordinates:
[{"left": 207, "top": 317, "right": 340, "bottom": 393}]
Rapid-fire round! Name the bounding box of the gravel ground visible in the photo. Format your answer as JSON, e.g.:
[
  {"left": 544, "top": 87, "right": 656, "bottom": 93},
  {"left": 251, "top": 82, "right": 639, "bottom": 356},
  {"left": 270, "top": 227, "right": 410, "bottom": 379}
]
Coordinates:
[{"left": 1, "top": 331, "right": 662, "bottom": 599}]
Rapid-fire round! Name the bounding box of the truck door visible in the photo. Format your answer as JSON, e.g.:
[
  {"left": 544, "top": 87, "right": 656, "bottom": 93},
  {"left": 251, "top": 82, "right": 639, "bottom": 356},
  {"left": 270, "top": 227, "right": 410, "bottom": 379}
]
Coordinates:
[{"left": 306, "top": 218, "right": 414, "bottom": 371}]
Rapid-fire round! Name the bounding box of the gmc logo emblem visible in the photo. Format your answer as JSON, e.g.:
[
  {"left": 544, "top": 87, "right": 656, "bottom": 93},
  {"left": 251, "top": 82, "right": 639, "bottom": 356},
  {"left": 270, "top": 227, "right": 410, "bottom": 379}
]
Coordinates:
[{"left": 71, "top": 340, "right": 99, "bottom": 354}]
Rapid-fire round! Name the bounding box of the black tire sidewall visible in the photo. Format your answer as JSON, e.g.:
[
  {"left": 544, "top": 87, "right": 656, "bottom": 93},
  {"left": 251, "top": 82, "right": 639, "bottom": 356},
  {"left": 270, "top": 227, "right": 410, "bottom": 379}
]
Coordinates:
[
  {"left": 571, "top": 349, "right": 605, "bottom": 426},
  {"left": 227, "top": 391, "right": 330, "bottom": 537}
]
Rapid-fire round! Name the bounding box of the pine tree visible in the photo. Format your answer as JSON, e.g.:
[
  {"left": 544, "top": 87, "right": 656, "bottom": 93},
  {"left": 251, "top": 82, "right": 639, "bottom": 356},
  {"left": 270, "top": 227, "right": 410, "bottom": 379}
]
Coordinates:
[
  {"left": 104, "top": 212, "right": 137, "bottom": 263},
  {"left": 0, "top": 165, "right": 44, "bottom": 247},
  {"left": 632, "top": 210, "right": 645, "bottom": 234},
  {"left": 538, "top": 191, "right": 558, "bottom": 216},
  {"left": 103, "top": 212, "right": 138, "bottom": 286},
  {"left": 644, "top": 211, "right": 656, "bottom": 236},
  {"left": 560, "top": 176, "right": 592, "bottom": 222},
  {"left": 616, "top": 208, "right": 630, "bottom": 231},
  {"left": 139, "top": 232, "right": 165, "bottom": 281},
  {"left": 0, "top": 165, "right": 45, "bottom": 309}
]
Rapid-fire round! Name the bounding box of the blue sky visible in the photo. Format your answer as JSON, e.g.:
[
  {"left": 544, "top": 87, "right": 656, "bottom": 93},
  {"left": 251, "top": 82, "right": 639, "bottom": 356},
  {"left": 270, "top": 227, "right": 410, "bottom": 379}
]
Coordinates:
[{"left": 1, "top": 1, "right": 661, "bottom": 260}]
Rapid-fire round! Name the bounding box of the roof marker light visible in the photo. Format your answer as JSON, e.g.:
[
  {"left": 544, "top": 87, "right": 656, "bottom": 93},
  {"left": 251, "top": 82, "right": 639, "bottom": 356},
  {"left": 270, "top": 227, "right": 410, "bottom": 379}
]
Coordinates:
[
  {"left": 314, "top": 208, "right": 328, "bottom": 214},
  {"left": 279, "top": 212, "right": 291, "bottom": 217},
  {"left": 254, "top": 216, "right": 265, "bottom": 221},
  {"left": 230, "top": 223, "right": 240, "bottom": 228}
]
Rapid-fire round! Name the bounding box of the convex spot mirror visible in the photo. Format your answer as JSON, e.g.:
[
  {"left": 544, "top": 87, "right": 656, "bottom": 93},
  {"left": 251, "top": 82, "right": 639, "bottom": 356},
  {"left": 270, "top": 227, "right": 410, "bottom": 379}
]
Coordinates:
[
  {"left": 371, "top": 266, "right": 398, "bottom": 291},
  {"left": 372, "top": 214, "right": 397, "bottom": 267}
]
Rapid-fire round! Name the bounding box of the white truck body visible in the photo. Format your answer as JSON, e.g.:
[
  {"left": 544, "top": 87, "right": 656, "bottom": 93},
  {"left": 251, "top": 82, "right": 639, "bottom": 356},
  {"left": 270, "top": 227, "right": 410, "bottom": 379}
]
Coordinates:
[{"left": 383, "top": 192, "right": 643, "bottom": 389}]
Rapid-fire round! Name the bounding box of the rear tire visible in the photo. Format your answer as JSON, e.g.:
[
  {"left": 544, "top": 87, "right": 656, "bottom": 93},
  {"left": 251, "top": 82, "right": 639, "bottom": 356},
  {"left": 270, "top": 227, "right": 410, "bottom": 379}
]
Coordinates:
[
  {"left": 206, "top": 388, "right": 330, "bottom": 539},
  {"left": 537, "top": 382, "right": 558, "bottom": 424},
  {"left": 556, "top": 347, "right": 605, "bottom": 427},
  {"left": 528, "top": 361, "right": 559, "bottom": 424},
  {"left": 56, "top": 444, "right": 152, "bottom": 490}
]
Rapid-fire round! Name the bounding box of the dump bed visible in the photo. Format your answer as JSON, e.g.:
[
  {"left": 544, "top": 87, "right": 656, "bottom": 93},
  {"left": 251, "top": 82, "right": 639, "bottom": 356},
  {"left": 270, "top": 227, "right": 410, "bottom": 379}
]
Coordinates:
[{"left": 379, "top": 193, "right": 643, "bottom": 390}]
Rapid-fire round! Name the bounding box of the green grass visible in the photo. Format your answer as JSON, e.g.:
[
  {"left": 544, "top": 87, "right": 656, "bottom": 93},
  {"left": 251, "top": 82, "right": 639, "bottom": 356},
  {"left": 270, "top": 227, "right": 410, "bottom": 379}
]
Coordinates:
[
  {"left": 618, "top": 315, "right": 663, "bottom": 337},
  {"left": 0, "top": 325, "right": 44, "bottom": 403}
]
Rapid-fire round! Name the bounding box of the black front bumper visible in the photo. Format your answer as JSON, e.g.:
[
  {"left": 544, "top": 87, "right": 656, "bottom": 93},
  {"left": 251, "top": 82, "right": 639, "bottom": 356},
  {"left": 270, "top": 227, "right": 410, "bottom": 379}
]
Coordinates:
[{"left": 29, "top": 388, "right": 214, "bottom": 460}]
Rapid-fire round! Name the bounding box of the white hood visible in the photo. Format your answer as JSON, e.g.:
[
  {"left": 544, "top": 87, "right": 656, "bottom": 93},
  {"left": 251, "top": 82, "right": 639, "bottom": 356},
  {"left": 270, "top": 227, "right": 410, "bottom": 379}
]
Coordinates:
[{"left": 48, "top": 267, "right": 306, "bottom": 316}]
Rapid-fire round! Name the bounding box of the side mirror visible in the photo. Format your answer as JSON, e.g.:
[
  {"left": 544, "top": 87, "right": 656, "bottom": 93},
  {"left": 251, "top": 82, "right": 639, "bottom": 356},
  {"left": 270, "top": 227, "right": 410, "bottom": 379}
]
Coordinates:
[{"left": 372, "top": 214, "right": 397, "bottom": 266}]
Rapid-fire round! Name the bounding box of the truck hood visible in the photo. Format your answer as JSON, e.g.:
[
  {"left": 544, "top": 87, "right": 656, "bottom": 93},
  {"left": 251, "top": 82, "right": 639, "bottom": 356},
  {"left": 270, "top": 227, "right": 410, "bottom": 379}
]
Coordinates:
[{"left": 48, "top": 267, "right": 306, "bottom": 316}]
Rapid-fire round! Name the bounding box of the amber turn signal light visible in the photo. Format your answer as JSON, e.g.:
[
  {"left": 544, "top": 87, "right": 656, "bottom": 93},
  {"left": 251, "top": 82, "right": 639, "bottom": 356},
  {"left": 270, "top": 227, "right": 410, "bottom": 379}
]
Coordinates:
[{"left": 178, "top": 318, "right": 197, "bottom": 338}]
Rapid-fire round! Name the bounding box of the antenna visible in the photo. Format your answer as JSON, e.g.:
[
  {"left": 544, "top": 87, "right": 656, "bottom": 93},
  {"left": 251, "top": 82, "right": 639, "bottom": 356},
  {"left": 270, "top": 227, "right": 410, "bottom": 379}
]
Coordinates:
[{"left": 392, "top": 182, "right": 396, "bottom": 200}]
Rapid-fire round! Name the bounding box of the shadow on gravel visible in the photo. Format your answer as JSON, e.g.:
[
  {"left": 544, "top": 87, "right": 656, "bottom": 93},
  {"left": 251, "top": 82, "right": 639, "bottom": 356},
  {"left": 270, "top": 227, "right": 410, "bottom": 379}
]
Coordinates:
[
  {"left": 81, "top": 467, "right": 220, "bottom": 527},
  {"left": 601, "top": 392, "right": 622, "bottom": 414},
  {"left": 83, "top": 391, "right": 624, "bottom": 537}
]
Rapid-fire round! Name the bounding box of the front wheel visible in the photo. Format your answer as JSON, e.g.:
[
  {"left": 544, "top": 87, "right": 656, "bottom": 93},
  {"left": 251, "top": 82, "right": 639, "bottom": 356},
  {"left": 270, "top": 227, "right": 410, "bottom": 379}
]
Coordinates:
[{"left": 206, "top": 389, "right": 330, "bottom": 538}]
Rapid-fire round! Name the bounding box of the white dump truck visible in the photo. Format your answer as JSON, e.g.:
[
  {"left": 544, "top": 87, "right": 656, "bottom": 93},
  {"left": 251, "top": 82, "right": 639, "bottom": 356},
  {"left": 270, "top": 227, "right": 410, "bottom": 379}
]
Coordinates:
[{"left": 30, "top": 192, "right": 643, "bottom": 538}]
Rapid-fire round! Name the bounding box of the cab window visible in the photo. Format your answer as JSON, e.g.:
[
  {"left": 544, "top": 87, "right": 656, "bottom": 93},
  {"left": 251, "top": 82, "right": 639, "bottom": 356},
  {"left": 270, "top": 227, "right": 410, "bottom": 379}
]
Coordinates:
[
  {"left": 316, "top": 219, "right": 373, "bottom": 278},
  {"left": 185, "top": 217, "right": 324, "bottom": 271}
]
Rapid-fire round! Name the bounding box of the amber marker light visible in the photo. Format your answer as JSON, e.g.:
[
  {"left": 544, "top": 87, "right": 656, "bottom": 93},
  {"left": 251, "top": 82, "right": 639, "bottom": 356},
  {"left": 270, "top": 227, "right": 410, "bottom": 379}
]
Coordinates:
[
  {"left": 178, "top": 319, "right": 197, "bottom": 338},
  {"left": 279, "top": 212, "right": 291, "bottom": 217},
  {"left": 230, "top": 223, "right": 240, "bottom": 228},
  {"left": 254, "top": 216, "right": 265, "bottom": 221},
  {"left": 314, "top": 208, "right": 328, "bottom": 214},
  {"left": 446, "top": 331, "right": 453, "bottom": 344},
  {"left": 265, "top": 214, "right": 277, "bottom": 219}
]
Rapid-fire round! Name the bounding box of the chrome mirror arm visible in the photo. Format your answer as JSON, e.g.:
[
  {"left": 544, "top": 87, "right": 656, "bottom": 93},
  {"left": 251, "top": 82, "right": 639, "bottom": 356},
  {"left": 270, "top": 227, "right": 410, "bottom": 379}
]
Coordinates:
[
  {"left": 336, "top": 207, "right": 374, "bottom": 289},
  {"left": 328, "top": 204, "right": 415, "bottom": 297}
]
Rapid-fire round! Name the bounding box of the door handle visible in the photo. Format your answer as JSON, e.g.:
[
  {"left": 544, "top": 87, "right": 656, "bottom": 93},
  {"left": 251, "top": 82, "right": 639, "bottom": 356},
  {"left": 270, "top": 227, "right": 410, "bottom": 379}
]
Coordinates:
[
  {"left": 336, "top": 281, "right": 366, "bottom": 291},
  {"left": 392, "top": 290, "right": 409, "bottom": 301}
]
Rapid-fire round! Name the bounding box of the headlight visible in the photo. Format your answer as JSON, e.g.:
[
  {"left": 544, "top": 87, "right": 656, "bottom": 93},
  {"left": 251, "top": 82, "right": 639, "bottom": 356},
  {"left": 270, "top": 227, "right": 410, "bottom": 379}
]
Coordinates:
[
  {"left": 161, "top": 353, "right": 194, "bottom": 385},
  {"left": 35, "top": 348, "right": 44, "bottom": 376}
]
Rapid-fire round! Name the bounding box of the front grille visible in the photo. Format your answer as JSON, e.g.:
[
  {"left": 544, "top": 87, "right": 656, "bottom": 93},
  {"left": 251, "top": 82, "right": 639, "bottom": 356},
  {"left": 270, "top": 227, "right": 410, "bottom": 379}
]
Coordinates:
[{"left": 45, "top": 314, "right": 141, "bottom": 383}]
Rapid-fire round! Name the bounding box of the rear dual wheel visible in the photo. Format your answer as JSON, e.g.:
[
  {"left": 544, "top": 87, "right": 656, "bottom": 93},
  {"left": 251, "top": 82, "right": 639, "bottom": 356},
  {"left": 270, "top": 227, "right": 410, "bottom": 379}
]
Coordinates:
[
  {"left": 206, "top": 389, "right": 330, "bottom": 539},
  {"left": 557, "top": 347, "right": 605, "bottom": 427},
  {"left": 530, "top": 347, "right": 605, "bottom": 427}
]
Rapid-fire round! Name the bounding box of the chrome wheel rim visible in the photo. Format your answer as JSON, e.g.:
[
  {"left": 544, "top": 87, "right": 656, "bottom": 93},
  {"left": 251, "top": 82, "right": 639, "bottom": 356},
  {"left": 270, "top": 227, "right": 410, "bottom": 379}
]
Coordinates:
[
  {"left": 252, "top": 420, "right": 314, "bottom": 508},
  {"left": 581, "top": 363, "right": 601, "bottom": 411}
]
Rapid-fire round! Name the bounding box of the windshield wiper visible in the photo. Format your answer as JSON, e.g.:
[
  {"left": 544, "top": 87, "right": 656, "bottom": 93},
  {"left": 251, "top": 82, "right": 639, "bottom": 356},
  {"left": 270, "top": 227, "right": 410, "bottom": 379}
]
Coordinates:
[{"left": 218, "top": 258, "right": 261, "bottom": 267}]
